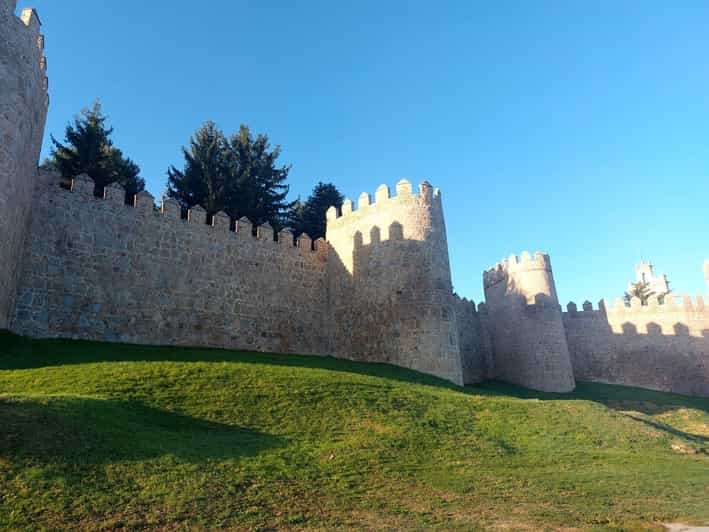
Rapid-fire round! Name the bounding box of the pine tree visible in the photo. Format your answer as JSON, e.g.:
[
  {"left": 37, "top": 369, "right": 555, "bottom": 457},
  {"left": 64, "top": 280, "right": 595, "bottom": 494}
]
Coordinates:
[
  {"left": 48, "top": 100, "right": 145, "bottom": 200},
  {"left": 167, "top": 122, "right": 294, "bottom": 229},
  {"left": 289, "top": 182, "right": 344, "bottom": 239},
  {"left": 166, "top": 121, "right": 228, "bottom": 216},
  {"left": 225, "top": 125, "right": 293, "bottom": 229}
]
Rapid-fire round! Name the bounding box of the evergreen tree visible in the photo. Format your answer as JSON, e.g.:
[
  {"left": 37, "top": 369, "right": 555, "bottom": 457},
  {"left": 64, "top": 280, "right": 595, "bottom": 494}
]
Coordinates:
[
  {"left": 289, "top": 182, "right": 344, "bottom": 239},
  {"left": 167, "top": 122, "right": 294, "bottom": 229},
  {"left": 225, "top": 125, "right": 293, "bottom": 229},
  {"left": 624, "top": 280, "right": 655, "bottom": 306},
  {"left": 48, "top": 100, "right": 145, "bottom": 200},
  {"left": 166, "top": 121, "right": 228, "bottom": 216}
]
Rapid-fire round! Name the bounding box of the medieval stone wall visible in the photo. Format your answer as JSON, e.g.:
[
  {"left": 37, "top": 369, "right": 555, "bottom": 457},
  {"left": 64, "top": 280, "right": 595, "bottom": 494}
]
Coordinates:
[
  {"left": 325, "top": 180, "right": 464, "bottom": 385},
  {"left": 0, "top": 1, "right": 48, "bottom": 327},
  {"left": 453, "top": 295, "right": 494, "bottom": 384},
  {"left": 10, "top": 172, "right": 329, "bottom": 355},
  {"left": 483, "top": 252, "right": 576, "bottom": 392},
  {"left": 564, "top": 296, "right": 709, "bottom": 397}
]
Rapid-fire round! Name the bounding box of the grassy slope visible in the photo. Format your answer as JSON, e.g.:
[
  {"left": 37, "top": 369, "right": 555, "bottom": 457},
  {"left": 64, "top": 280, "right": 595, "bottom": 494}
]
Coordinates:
[{"left": 0, "top": 331, "right": 707, "bottom": 530}]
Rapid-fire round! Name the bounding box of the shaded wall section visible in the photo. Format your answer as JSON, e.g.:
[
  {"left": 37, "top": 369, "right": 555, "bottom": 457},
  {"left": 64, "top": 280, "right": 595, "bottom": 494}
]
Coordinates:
[
  {"left": 564, "top": 296, "right": 709, "bottom": 397},
  {"left": 483, "top": 252, "right": 575, "bottom": 392},
  {"left": 0, "top": 3, "right": 48, "bottom": 327},
  {"left": 453, "top": 295, "right": 494, "bottom": 384}
]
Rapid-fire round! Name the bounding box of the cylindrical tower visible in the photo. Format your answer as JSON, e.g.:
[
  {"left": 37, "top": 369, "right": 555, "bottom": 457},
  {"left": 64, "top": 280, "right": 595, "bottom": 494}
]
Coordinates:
[
  {"left": 0, "top": 3, "right": 48, "bottom": 327},
  {"left": 325, "top": 180, "right": 464, "bottom": 385},
  {"left": 483, "top": 252, "right": 575, "bottom": 392}
]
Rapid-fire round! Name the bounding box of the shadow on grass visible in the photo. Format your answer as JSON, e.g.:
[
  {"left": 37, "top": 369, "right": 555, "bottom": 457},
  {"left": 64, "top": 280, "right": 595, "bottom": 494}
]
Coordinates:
[
  {"left": 2, "top": 330, "right": 708, "bottom": 420},
  {"left": 0, "top": 394, "right": 284, "bottom": 464},
  {"left": 0, "top": 329, "right": 458, "bottom": 389}
]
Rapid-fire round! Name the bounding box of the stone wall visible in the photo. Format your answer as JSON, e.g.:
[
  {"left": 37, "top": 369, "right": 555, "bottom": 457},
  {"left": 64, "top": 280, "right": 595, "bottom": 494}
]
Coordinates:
[
  {"left": 0, "top": 1, "right": 48, "bottom": 327},
  {"left": 11, "top": 173, "right": 329, "bottom": 355},
  {"left": 483, "top": 252, "right": 576, "bottom": 392},
  {"left": 453, "top": 295, "right": 494, "bottom": 384},
  {"left": 325, "top": 180, "right": 464, "bottom": 385},
  {"left": 564, "top": 296, "right": 709, "bottom": 397}
]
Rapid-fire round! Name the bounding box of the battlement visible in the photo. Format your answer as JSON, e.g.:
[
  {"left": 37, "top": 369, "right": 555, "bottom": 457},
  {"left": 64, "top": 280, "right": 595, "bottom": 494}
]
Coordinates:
[
  {"left": 325, "top": 179, "right": 441, "bottom": 228},
  {"left": 483, "top": 251, "right": 551, "bottom": 289},
  {"left": 565, "top": 293, "right": 709, "bottom": 317},
  {"left": 66, "top": 173, "right": 325, "bottom": 257}
]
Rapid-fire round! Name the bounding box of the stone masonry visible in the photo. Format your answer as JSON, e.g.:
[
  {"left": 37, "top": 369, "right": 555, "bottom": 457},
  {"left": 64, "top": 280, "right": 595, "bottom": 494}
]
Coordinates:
[
  {"left": 0, "top": 0, "right": 48, "bottom": 328},
  {"left": 2, "top": 2, "right": 709, "bottom": 396}
]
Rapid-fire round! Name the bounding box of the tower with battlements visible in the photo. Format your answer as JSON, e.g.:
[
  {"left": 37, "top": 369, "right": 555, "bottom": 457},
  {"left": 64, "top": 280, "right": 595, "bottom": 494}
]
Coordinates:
[
  {"left": 483, "top": 252, "right": 575, "bottom": 392},
  {"left": 0, "top": 0, "right": 48, "bottom": 327},
  {"left": 325, "top": 180, "right": 464, "bottom": 385}
]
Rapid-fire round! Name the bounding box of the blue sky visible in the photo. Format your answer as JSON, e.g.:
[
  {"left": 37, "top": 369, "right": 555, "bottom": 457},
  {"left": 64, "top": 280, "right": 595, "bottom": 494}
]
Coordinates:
[{"left": 25, "top": 0, "right": 709, "bottom": 305}]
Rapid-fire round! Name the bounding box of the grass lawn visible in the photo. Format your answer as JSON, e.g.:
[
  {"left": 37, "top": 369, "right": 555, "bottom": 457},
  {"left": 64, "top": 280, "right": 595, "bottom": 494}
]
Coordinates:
[{"left": 0, "top": 330, "right": 707, "bottom": 530}]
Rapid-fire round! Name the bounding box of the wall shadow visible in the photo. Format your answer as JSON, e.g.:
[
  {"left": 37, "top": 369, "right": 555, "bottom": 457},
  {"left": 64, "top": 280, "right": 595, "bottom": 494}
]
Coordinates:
[{"left": 0, "top": 395, "right": 284, "bottom": 465}]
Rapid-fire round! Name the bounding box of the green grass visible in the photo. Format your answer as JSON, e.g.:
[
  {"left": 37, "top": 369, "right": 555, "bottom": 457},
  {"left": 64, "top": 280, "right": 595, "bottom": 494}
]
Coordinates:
[{"left": 0, "top": 330, "right": 707, "bottom": 530}]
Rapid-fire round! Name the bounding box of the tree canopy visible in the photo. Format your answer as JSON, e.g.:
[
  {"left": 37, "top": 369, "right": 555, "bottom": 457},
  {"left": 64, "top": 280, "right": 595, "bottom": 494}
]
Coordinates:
[
  {"left": 47, "top": 100, "right": 145, "bottom": 201},
  {"left": 624, "top": 280, "right": 655, "bottom": 306},
  {"left": 167, "top": 122, "right": 293, "bottom": 230},
  {"left": 288, "top": 182, "right": 344, "bottom": 240}
]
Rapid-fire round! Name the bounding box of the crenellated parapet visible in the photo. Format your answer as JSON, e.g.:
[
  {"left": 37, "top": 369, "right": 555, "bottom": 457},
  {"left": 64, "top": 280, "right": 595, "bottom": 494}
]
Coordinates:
[
  {"left": 66, "top": 173, "right": 324, "bottom": 257},
  {"left": 483, "top": 251, "right": 552, "bottom": 290}
]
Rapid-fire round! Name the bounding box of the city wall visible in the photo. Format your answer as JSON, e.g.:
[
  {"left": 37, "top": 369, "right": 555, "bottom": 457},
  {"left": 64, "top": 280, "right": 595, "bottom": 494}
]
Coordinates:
[
  {"left": 2, "top": 2, "right": 709, "bottom": 396},
  {"left": 564, "top": 296, "right": 709, "bottom": 397},
  {"left": 0, "top": 1, "right": 48, "bottom": 327},
  {"left": 11, "top": 172, "right": 330, "bottom": 355}
]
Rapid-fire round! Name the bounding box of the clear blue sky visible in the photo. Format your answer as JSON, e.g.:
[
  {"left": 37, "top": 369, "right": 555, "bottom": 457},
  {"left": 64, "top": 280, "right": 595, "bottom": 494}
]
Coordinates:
[{"left": 26, "top": 0, "right": 709, "bottom": 305}]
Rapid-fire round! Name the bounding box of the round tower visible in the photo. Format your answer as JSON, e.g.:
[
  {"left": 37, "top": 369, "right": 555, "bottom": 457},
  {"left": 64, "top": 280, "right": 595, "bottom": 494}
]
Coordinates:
[
  {"left": 325, "top": 180, "right": 463, "bottom": 385},
  {"left": 483, "top": 252, "right": 575, "bottom": 393}
]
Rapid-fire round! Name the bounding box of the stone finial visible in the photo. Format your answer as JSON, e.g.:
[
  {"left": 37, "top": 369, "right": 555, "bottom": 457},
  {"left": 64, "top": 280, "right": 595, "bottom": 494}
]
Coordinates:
[
  {"left": 297, "top": 232, "right": 312, "bottom": 251},
  {"left": 396, "top": 179, "right": 412, "bottom": 196},
  {"left": 341, "top": 199, "right": 353, "bottom": 215},
  {"left": 418, "top": 181, "right": 433, "bottom": 201},
  {"left": 161, "top": 197, "right": 181, "bottom": 219},
  {"left": 72, "top": 173, "right": 94, "bottom": 196},
  {"left": 257, "top": 222, "right": 274, "bottom": 241},
  {"left": 326, "top": 206, "right": 338, "bottom": 221},
  {"left": 375, "top": 184, "right": 390, "bottom": 203},
  {"left": 20, "top": 8, "right": 41, "bottom": 32},
  {"left": 134, "top": 190, "right": 155, "bottom": 215},
  {"left": 187, "top": 204, "right": 206, "bottom": 224},
  {"left": 278, "top": 229, "right": 294, "bottom": 247},
  {"left": 358, "top": 192, "right": 371, "bottom": 209},
  {"left": 104, "top": 182, "right": 125, "bottom": 204},
  {"left": 236, "top": 217, "right": 253, "bottom": 237},
  {"left": 566, "top": 302, "right": 577, "bottom": 313},
  {"left": 582, "top": 300, "right": 593, "bottom": 312},
  {"left": 213, "top": 211, "right": 230, "bottom": 230}
]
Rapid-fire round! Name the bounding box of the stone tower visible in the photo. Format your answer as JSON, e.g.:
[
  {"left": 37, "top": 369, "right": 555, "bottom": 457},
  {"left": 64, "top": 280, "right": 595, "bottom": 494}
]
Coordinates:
[
  {"left": 483, "top": 252, "right": 575, "bottom": 392},
  {"left": 325, "top": 180, "right": 464, "bottom": 385},
  {"left": 0, "top": 0, "right": 49, "bottom": 327}
]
